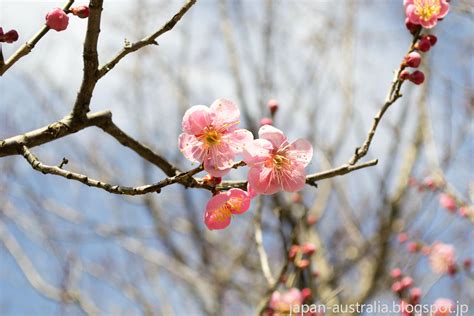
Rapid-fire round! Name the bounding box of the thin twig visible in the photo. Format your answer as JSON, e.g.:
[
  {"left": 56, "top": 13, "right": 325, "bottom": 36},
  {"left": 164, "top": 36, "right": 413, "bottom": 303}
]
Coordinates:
[
  {"left": 97, "top": 0, "right": 197, "bottom": 79},
  {"left": 254, "top": 197, "right": 276, "bottom": 286},
  {"left": 0, "top": 0, "right": 75, "bottom": 76}
]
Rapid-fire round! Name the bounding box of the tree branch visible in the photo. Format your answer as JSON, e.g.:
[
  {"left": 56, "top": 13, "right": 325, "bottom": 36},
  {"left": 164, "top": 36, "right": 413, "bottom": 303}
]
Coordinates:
[
  {"left": 97, "top": 0, "right": 197, "bottom": 79},
  {"left": 0, "top": 0, "right": 75, "bottom": 76}
]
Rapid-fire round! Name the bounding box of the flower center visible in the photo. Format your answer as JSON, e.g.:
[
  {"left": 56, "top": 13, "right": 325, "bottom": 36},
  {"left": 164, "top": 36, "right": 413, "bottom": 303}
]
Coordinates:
[
  {"left": 214, "top": 204, "right": 232, "bottom": 222},
  {"left": 228, "top": 197, "right": 243, "bottom": 211},
  {"left": 203, "top": 129, "right": 221, "bottom": 146},
  {"left": 415, "top": 0, "right": 441, "bottom": 21},
  {"left": 271, "top": 154, "right": 289, "bottom": 170}
]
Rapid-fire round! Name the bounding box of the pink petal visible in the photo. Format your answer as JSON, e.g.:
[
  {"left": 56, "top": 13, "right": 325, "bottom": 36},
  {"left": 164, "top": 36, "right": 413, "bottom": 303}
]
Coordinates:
[
  {"left": 288, "top": 139, "right": 313, "bottom": 167},
  {"left": 280, "top": 163, "right": 306, "bottom": 192},
  {"left": 204, "top": 142, "right": 235, "bottom": 176},
  {"left": 227, "top": 188, "right": 250, "bottom": 214},
  {"left": 403, "top": 0, "right": 413, "bottom": 8},
  {"left": 248, "top": 166, "right": 281, "bottom": 195},
  {"left": 406, "top": 4, "right": 421, "bottom": 24},
  {"left": 182, "top": 105, "right": 212, "bottom": 135},
  {"left": 224, "top": 128, "right": 254, "bottom": 154},
  {"left": 210, "top": 98, "right": 240, "bottom": 130},
  {"left": 242, "top": 139, "right": 273, "bottom": 166},
  {"left": 438, "top": 0, "right": 449, "bottom": 18},
  {"left": 205, "top": 193, "right": 231, "bottom": 230},
  {"left": 178, "top": 133, "right": 206, "bottom": 163},
  {"left": 258, "top": 125, "right": 288, "bottom": 148},
  {"left": 420, "top": 16, "right": 438, "bottom": 28}
]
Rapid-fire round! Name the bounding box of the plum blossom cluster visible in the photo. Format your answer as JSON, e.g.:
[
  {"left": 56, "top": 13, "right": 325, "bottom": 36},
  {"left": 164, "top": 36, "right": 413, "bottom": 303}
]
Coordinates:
[
  {"left": 400, "top": 0, "right": 450, "bottom": 85},
  {"left": 408, "top": 177, "right": 474, "bottom": 222},
  {"left": 397, "top": 234, "right": 473, "bottom": 276},
  {"left": 45, "top": 6, "right": 89, "bottom": 32},
  {"left": 178, "top": 99, "right": 313, "bottom": 230},
  {"left": 391, "top": 269, "right": 457, "bottom": 316}
]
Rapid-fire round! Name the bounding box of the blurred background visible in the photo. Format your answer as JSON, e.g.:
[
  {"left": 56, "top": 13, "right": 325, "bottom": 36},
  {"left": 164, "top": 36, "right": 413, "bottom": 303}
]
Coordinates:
[{"left": 0, "top": 0, "right": 473, "bottom": 315}]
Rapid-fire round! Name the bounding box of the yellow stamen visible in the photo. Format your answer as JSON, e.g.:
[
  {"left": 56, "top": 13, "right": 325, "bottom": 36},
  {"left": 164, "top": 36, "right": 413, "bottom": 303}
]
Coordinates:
[
  {"left": 214, "top": 204, "right": 232, "bottom": 222},
  {"left": 414, "top": 0, "right": 441, "bottom": 21},
  {"left": 203, "top": 129, "right": 221, "bottom": 146}
]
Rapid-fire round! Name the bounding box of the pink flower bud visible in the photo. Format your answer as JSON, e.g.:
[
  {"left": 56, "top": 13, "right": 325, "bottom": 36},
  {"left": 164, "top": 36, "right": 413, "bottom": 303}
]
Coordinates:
[
  {"left": 403, "top": 52, "right": 422, "bottom": 68},
  {"left": 391, "top": 281, "right": 403, "bottom": 293},
  {"left": 260, "top": 117, "right": 273, "bottom": 126},
  {"left": 307, "top": 215, "right": 318, "bottom": 225},
  {"left": 45, "top": 8, "right": 69, "bottom": 32},
  {"left": 71, "top": 6, "right": 90, "bottom": 19},
  {"left": 391, "top": 268, "right": 402, "bottom": 279},
  {"left": 301, "top": 288, "right": 312, "bottom": 300},
  {"left": 288, "top": 245, "right": 300, "bottom": 260},
  {"left": 405, "top": 18, "right": 421, "bottom": 35},
  {"left": 202, "top": 174, "right": 222, "bottom": 186},
  {"left": 415, "top": 37, "right": 431, "bottom": 52},
  {"left": 397, "top": 233, "right": 408, "bottom": 244},
  {"left": 422, "top": 246, "right": 431, "bottom": 256},
  {"left": 407, "top": 241, "right": 419, "bottom": 253},
  {"left": 267, "top": 99, "right": 279, "bottom": 115},
  {"left": 409, "top": 70, "right": 425, "bottom": 85},
  {"left": 1, "top": 29, "right": 19, "bottom": 43},
  {"left": 296, "top": 259, "right": 310, "bottom": 269},
  {"left": 423, "top": 177, "right": 437, "bottom": 190},
  {"left": 447, "top": 264, "right": 457, "bottom": 276},
  {"left": 399, "top": 69, "right": 411, "bottom": 80},
  {"left": 439, "top": 193, "right": 457, "bottom": 212},
  {"left": 401, "top": 276, "right": 413, "bottom": 288},
  {"left": 301, "top": 243, "right": 316, "bottom": 256},
  {"left": 291, "top": 192, "right": 302, "bottom": 203},
  {"left": 425, "top": 34, "right": 437, "bottom": 46},
  {"left": 410, "top": 287, "right": 422, "bottom": 303}
]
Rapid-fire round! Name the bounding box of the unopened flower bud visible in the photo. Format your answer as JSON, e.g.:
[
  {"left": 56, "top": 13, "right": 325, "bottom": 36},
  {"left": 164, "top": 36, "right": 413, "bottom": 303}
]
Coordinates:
[
  {"left": 397, "top": 233, "right": 408, "bottom": 244},
  {"left": 403, "top": 51, "right": 421, "bottom": 68},
  {"left": 302, "top": 243, "right": 316, "bottom": 256},
  {"left": 463, "top": 258, "right": 472, "bottom": 270},
  {"left": 391, "top": 268, "right": 402, "bottom": 279},
  {"left": 1, "top": 29, "right": 19, "bottom": 43},
  {"left": 415, "top": 37, "right": 431, "bottom": 52},
  {"left": 392, "top": 281, "right": 403, "bottom": 293},
  {"left": 405, "top": 18, "right": 421, "bottom": 35},
  {"left": 296, "top": 259, "right": 310, "bottom": 269},
  {"left": 401, "top": 276, "right": 413, "bottom": 288},
  {"left": 448, "top": 264, "right": 458, "bottom": 276},
  {"left": 301, "top": 288, "right": 312, "bottom": 300},
  {"left": 407, "top": 241, "right": 420, "bottom": 253},
  {"left": 71, "top": 6, "right": 90, "bottom": 19},
  {"left": 408, "top": 70, "right": 425, "bottom": 85},
  {"left": 260, "top": 117, "right": 273, "bottom": 126},
  {"left": 410, "top": 288, "right": 422, "bottom": 303},
  {"left": 439, "top": 193, "right": 457, "bottom": 212},
  {"left": 425, "top": 34, "right": 437, "bottom": 46},
  {"left": 46, "top": 8, "right": 69, "bottom": 32},
  {"left": 400, "top": 69, "right": 411, "bottom": 80},
  {"left": 307, "top": 214, "right": 318, "bottom": 225},
  {"left": 288, "top": 245, "right": 300, "bottom": 260},
  {"left": 267, "top": 99, "right": 279, "bottom": 115}
]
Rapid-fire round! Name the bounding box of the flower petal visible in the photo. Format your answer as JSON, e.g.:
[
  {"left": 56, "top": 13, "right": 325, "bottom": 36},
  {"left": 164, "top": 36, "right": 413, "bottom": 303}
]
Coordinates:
[
  {"left": 182, "top": 105, "right": 213, "bottom": 135},
  {"left": 438, "top": 0, "right": 449, "bottom": 19},
  {"left": 210, "top": 98, "right": 240, "bottom": 130},
  {"left": 242, "top": 139, "right": 273, "bottom": 166},
  {"left": 258, "top": 125, "right": 288, "bottom": 148},
  {"left": 204, "top": 193, "right": 231, "bottom": 230},
  {"left": 224, "top": 129, "right": 254, "bottom": 154},
  {"left": 280, "top": 163, "right": 306, "bottom": 192},
  {"left": 288, "top": 139, "right": 313, "bottom": 167},
  {"left": 248, "top": 166, "right": 281, "bottom": 195},
  {"left": 178, "top": 133, "right": 206, "bottom": 163},
  {"left": 227, "top": 188, "right": 250, "bottom": 214},
  {"left": 406, "top": 4, "right": 420, "bottom": 24}
]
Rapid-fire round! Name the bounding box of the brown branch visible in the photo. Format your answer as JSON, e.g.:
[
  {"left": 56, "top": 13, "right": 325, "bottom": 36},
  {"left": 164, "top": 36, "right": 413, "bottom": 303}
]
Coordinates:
[
  {"left": 71, "top": 0, "right": 104, "bottom": 119},
  {"left": 20, "top": 145, "right": 201, "bottom": 195},
  {"left": 0, "top": 0, "right": 75, "bottom": 76},
  {"left": 348, "top": 29, "right": 422, "bottom": 166},
  {"left": 97, "top": 0, "right": 197, "bottom": 79},
  {"left": 0, "top": 110, "right": 112, "bottom": 157}
]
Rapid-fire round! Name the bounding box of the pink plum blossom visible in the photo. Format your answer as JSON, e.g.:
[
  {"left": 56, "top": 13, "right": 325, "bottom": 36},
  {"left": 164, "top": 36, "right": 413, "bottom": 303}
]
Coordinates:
[
  {"left": 439, "top": 193, "right": 457, "bottom": 212},
  {"left": 243, "top": 125, "right": 313, "bottom": 195},
  {"left": 432, "top": 298, "right": 454, "bottom": 316},
  {"left": 404, "top": 0, "right": 449, "bottom": 29},
  {"left": 204, "top": 189, "right": 250, "bottom": 230},
  {"left": 429, "top": 242, "right": 455, "bottom": 274},
  {"left": 269, "top": 288, "right": 303, "bottom": 315},
  {"left": 179, "top": 99, "right": 253, "bottom": 177}
]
